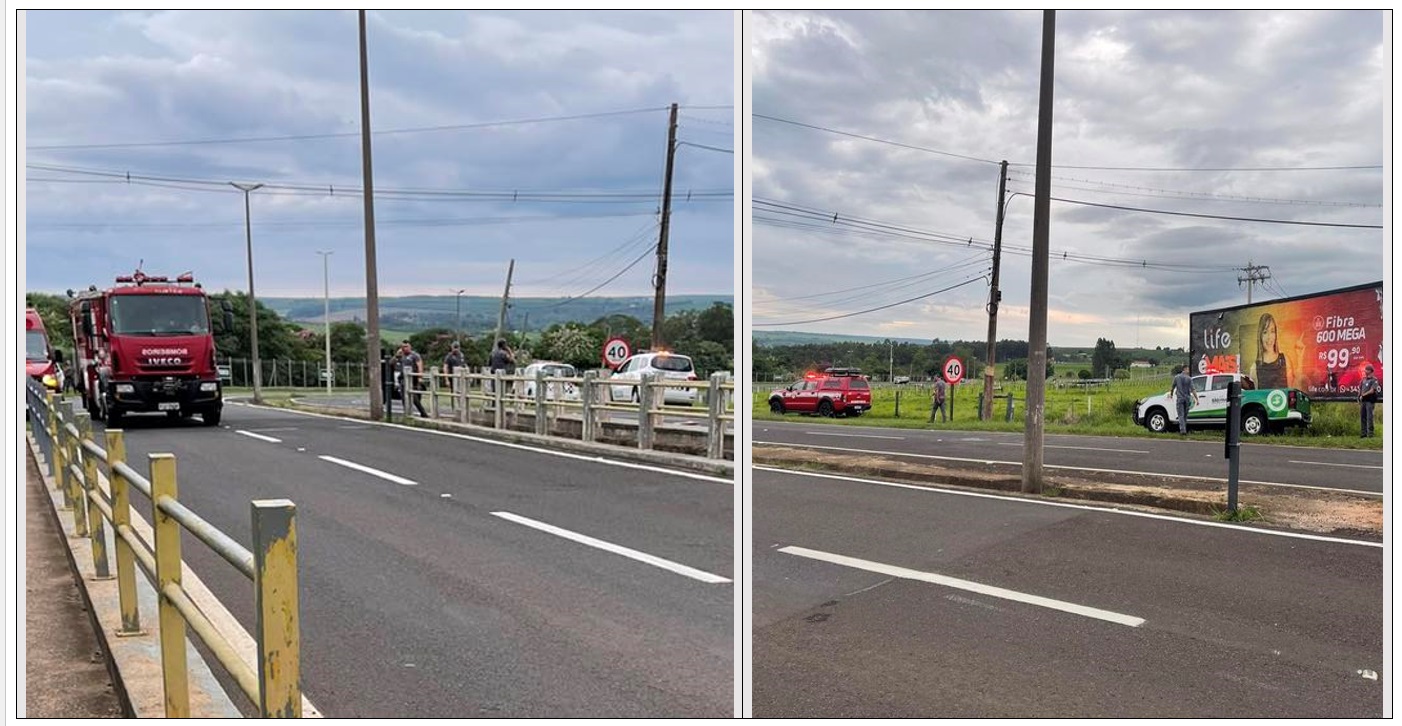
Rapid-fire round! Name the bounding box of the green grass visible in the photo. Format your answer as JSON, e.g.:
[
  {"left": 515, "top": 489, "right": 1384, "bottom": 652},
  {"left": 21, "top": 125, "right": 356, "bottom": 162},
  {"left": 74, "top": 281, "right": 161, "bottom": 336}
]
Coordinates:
[
  {"left": 754, "top": 378, "right": 1383, "bottom": 450},
  {"left": 1211, "top": 504, "right": 1264, "bottom": 522}
]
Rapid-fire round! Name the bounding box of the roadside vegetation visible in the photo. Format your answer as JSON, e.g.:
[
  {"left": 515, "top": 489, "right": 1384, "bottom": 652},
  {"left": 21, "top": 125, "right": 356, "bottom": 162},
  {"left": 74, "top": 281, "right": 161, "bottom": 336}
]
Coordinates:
[{"left": 753, "top": 375, "right": 1383, "bottom": 450}]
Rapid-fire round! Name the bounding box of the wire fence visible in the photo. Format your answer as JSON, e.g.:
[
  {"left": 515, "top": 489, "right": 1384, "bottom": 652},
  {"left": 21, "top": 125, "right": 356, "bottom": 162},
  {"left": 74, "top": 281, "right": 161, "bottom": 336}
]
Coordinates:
[{"left": 218, "top": 358, "right": 369, "bottom": 389}]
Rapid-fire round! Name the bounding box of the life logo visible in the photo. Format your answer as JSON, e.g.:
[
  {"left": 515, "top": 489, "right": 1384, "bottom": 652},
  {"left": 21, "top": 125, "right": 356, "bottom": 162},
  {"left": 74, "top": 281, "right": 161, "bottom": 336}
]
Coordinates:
[{"left": 1266, "top": 389, "right": 1287, "bottom": 412}]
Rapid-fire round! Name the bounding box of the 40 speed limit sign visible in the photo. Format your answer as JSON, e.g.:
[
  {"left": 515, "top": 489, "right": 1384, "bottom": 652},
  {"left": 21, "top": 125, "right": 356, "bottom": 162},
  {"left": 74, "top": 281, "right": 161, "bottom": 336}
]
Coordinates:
[
  {"left": 602, "top": 337, "right": 631, "bottom": 369},
  {"left": 942, "top": 356, "right": 965, "bottom": 385}
]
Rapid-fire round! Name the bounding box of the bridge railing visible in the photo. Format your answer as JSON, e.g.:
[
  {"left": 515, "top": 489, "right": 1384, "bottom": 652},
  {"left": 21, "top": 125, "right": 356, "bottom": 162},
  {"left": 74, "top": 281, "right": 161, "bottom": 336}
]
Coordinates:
[
  {"left": 25, "top": 377, "right": 303, "bottom": 718},
  {"left": 395, "top": 367, "right": 735, "bottom": 459}
]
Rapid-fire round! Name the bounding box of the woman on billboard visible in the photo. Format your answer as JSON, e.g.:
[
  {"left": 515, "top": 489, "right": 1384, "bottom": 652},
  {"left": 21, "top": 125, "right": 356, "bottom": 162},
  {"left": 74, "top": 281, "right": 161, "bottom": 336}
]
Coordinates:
[{"left": 1251, "top": 312, "right": 1304, "bottom": 389}]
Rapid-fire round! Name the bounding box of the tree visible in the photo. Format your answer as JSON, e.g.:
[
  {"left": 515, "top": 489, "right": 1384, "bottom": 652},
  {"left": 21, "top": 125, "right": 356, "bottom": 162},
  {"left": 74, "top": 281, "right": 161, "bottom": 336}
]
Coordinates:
[
  {"left": 537, "top": 323, "right": 604, "bottom": 370},
  {"left": 1091, "top": 338, "right": 1119, "bottom": 379}
]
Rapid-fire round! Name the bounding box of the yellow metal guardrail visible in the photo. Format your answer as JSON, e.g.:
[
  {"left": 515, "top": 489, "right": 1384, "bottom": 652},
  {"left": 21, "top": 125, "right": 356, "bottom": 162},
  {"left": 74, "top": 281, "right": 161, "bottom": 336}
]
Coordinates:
[
  {"left": 25, "top": 378, "right": 302, "bottom": 718},
  {"left": 403, "top": 367, "right": 735, "bottom": 459}
]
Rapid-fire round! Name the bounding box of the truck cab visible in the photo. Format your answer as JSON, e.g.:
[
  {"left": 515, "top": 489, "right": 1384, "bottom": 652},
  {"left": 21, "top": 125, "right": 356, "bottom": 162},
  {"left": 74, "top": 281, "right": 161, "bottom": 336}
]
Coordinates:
[{"left": 25, "top": 308, "right": 63, "bottom": 391}]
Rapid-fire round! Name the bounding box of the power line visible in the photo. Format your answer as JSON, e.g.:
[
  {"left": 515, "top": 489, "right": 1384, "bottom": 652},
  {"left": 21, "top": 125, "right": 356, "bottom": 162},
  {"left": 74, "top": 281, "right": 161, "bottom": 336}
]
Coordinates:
[
  {"left": 677, "top": 140, "right": 733, "bottom": 154},
  {"left": 526, "top": 243, "right": 659, "bottom": 310},
  {"left": 1006, "top": 169, "right": 1381, "bottom": 208},
  {"left": 26, "top": 107, "right": 670, "bottom": 151},
  {"left": 754, "top": 274, "right": 988, "bottom": 327},
  {"left": 1033, "top": 193, "right": 1383, "bottom": 229},
  {"left": 27, "top": 210, "right": 658, "bottom": 231},
  {"left": 517, "top": 220, "right": 659, "bottom": 288},
  {"left": 759, "top": 252, "right": 988, "bottom": 303},
  {"left": 755, "top": 113, "right": 1001, "bottom": 166},
  {"left": 757, "top": 112, "right": 1381, "bottom": 172}
]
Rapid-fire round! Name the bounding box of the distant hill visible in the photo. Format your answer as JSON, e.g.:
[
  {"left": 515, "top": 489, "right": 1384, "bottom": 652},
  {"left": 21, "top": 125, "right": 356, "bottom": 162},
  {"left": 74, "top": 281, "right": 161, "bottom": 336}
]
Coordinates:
[
  {"left": 753, "top": 330, "right": 932, "bottom": 347},
  {"left": 262, "top": 294, "right": 731, "bottom": 333}
]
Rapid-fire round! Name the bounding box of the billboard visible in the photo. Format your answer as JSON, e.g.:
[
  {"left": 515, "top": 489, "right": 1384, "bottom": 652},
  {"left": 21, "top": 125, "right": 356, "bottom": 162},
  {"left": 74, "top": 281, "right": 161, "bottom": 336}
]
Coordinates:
[{"left": 1189, "top": 282, "right": 1383, "bottom": 402}]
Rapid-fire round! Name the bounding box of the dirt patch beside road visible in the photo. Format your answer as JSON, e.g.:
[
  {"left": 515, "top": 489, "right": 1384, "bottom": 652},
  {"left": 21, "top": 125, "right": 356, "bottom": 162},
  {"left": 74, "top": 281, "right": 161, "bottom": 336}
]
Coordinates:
[{"left": 755, "top": 445, "right": 1382, "bottom": 541}]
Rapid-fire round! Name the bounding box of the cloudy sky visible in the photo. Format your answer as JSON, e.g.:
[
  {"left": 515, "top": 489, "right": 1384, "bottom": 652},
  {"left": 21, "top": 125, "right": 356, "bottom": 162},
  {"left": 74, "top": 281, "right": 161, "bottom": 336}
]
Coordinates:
[
  {"left": 751, "top": 10, "right": 1386, "bottom": 349},
  {"left": 22, "top": 10, "right": 735, "bottom": 302}
]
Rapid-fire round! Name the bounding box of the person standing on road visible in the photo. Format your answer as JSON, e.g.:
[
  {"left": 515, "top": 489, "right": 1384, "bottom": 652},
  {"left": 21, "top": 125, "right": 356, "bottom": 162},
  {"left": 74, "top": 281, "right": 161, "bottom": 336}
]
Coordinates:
[
  {"left": 928, "top": 377, "right": 947, "bottom": 423},
  {"left": 396, "top": 341, "right": 428, "bottom": 418},
  {"left": 1358, "top": 364, "right": 1380, "bottom": 438},
  {"left": 1172, "top": 364, "right": 1198, "bottom": 436}
]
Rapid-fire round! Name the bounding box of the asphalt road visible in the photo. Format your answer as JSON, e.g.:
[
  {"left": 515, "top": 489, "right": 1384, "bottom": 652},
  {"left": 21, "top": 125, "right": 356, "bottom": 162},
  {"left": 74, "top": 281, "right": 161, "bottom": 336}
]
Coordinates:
[
  {"left": 754, "top": 420, "right": 1386, "bottom": 495},
  {"left": 752, "top": 467, "right": 1384, "bottom": 717},
  {"left": 93, "top": 403, "right": 734, "bottom": 718}
]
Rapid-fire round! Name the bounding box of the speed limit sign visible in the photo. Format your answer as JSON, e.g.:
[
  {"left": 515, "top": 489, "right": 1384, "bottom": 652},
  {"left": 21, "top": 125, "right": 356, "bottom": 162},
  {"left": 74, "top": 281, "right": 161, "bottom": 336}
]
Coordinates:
[
  {"left": 943, "top": 356, "right": 965, "bottom": 385},
  {"left": 602, "top": 337, "right": 631, "bottom": 370}
]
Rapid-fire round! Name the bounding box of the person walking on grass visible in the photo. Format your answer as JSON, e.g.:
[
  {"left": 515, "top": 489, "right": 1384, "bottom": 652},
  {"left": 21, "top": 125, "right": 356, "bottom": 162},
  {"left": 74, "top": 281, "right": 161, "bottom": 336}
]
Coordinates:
[
  {"left": 928, "top": 376, "right": 947, "bottom": 423},
  {"left": 1172, "top": 364, "right": 1197, "bottom": 436}
]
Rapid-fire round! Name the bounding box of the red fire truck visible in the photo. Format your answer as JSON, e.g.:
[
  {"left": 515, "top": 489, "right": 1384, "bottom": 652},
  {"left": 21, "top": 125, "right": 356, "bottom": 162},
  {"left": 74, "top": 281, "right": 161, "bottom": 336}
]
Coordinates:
[{"left": 68, "top": 270, "right": 233, "bottom": 427}]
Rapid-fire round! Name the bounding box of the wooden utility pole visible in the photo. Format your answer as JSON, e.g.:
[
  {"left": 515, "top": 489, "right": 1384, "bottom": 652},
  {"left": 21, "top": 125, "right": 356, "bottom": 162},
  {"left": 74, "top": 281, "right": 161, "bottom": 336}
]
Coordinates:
[
  {"left": 1023, "top": 10, "right": 1055, "bottom": 495},
  {"left": 359, "top": 10, "right": 384, "bottom": 420},
  {"left": 651, "top": 102, "right": 679, "bottom": 349},
  {"left": 494, "top": 259, "right": 515, "bottom": 345},
  {"left": 981, "top": 160, "right": 1009, "bottom": 420}
]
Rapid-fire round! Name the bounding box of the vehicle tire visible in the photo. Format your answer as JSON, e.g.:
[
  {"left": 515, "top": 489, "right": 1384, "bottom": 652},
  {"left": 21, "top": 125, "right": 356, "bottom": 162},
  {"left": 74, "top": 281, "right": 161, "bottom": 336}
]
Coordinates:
[
  {"left": 1145, "top": 407, "right": 1169, "bottom": 434},
  {"left": 818, "top": 399, "right": 835, "bottom": 417},
  {"left": 769, "top": 398, "right": 785, "bottom": 415},
  {"left": 106, "top": 406, "right": 122, "bottom": 428},
  {"left": 848, "top": 409, "right": 863, "bottom": 417},
  {"left": 1242, "top": 408, "right": 1266, "bottom": 436},
  {"left": 203, "top": 409, "right": 221, "bottom": 427}
]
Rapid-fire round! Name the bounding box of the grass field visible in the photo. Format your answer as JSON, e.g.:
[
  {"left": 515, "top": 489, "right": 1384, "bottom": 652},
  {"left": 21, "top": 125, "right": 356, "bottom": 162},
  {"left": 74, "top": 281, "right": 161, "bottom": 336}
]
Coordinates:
[{"left": 753, "top": 377, "right": 1383, "bottom": 450}]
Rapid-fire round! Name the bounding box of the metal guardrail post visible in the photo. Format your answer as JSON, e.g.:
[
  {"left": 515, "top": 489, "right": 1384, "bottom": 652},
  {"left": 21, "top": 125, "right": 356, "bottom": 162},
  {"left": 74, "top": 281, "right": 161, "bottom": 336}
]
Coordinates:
[
  {"left": 53, "top": 399, "right": 71, "bottom": 509},
  {"left": 582, "top": 371, "right": 597, "bottom": 442},
  {"left": 707, "top": 374, "right": 726, "bottom": 459},
  {"left": 429, "top": 366, "right": 440, "bottom": 419},
  {"left": 494, "top": 371, "right": 505, "bottom": 430},
  {"left": 149, "top": 453, "right": 190, "bottom": 718},
  {"left": 77, "top": 412, "right": 112, "bottom": 579},
  {"left": 535, "top": 370, "right": 548, "bottom": 436},
  {"left": 67, "top": 409, "right": 89, "bottom": 537},
  {"left": 637, "top": 373, "right": 655, "bottom": 450},
  {"left": 251, "top": 499, "right": 302, "bottom": 718},
  {"left": 105, "top": 429, "right": 142, "bottom": 634}
]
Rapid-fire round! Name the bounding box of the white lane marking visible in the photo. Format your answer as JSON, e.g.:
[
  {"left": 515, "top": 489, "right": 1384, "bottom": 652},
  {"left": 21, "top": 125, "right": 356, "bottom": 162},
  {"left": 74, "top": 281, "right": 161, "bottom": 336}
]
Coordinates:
[
  {"left": 756, "top": 466, "right": 1383, "bottom": 548},
  {"left": 492, "top": 511, "right": 731, "bottom": 584},
  {"left": 248, "top": 404, "right": 733, "bottom": 485},
  {"left": 318, "top": 455, "right": 418, "bottom": 486},
  {"left": 996, "top": 442, "right": 1149, "bottom": 454},
  {"left": 781, "top": 545, "right": 1145, "bottom": 628},
  {"left": 753, "top": 441, "right": 1382, "bottom": 497},
  {"left": 804, "top": 431, "right": 906, "bottom": 440},
  {"left": 1288, "top": 460, "right": 1384, "bottom": 471},
  {"left": 236, "top": 430, "right": 282, "bottom": 443},
  {"left": 246, "top": 427, "right": 299, "bottom": 432}
]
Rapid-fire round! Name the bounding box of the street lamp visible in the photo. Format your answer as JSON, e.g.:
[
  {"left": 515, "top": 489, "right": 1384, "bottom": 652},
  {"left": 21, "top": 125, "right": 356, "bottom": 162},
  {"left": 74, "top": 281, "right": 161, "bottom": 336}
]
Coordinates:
[
  {"left": 317, "top": 250, "right": 335, "bottom": 395},
  {"left": 230, "top": 181, "right": 264, "bottom": 404},
  {"left": 452, "top": 288, "right": 467, "bottom": 347}
]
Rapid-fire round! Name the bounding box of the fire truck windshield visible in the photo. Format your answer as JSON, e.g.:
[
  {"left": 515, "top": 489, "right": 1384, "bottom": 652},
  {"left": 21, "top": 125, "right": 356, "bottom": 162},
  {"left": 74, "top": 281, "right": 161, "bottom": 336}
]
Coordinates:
[
  {"left": 26, "top": 330, "right": 49, "bottom": 361},
  {"left": 109, "top": 295, "right": 210, "bottom": 336}
]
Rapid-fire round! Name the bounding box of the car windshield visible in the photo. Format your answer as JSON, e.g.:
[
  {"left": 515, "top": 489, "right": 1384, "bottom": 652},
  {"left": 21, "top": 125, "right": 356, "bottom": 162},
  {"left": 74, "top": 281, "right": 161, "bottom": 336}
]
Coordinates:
[
  {"left": 542, "top": 364, "right": 577, "bottom": 377},
  {"left": 110, "top": 295, "right": 209, "bottom": 336},
  {"left": 650, "top": 355, "right": 693, "bottom": 372},
  {"left": 26, "top": 330, "right": 49, "bottom": 361}
]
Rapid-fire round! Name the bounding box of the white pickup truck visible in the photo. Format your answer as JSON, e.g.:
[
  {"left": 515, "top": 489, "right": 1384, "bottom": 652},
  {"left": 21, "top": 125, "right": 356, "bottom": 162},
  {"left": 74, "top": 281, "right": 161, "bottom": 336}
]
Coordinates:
[{"left": 1133, "top": 372, "right": 1311, "bottom": 435}]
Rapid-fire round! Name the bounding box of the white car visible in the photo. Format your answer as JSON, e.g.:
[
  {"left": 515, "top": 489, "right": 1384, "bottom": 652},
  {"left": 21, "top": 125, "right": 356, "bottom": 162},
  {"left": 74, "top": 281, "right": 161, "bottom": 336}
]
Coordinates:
[
  {"left": 521, "top": 361, "right": 580, "bottom": 401},
  {"left": 608, "top": 351, "right": 698, "bottom": 405}
]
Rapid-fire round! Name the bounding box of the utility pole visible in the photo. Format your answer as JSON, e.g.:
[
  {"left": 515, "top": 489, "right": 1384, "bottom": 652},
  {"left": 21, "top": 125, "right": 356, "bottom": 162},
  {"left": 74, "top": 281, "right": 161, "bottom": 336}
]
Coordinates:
[
  {"left": 494, "top": 259, "right": 515, "bottom": 346},
  {"left": 317, "top": 250, "right": 334, "bottom": 395},
  {"left": 981, "top": 160, "right": 1009, "bottom": 420},
  {"left": 1237, "top": 261, "right": 1271, "bottom": 304},
  {"left": 452, "top": 288, "right": 466, "bottom": 347},
  {"left": 359, "top": 10, "right": 383, "bottom": 419},
  {"left": 651, "top": 102, "right": 679, "bottom": 350},
  {"left": 1023, "top": 10, "right": 1055, "bottom": 495},
  {"left": 230, "top": 182, "right": 264, "bottom": 405}
]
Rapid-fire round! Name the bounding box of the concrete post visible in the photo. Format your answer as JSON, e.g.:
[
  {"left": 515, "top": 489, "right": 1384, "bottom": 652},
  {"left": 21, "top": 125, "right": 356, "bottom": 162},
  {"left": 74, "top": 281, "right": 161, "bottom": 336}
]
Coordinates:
[
  {"left": 582, "top": 370, "right": 597, "bottom": 442},
  {"left": 494, "top": 371, "right": 505, "bottom": 430},
  {"left": 428, "top": 365, "right": 440, "bottom": 419},
  {"left": 638, "top": 372, "right": 655, "bottom": 450},
  {"left": 535, "top": 369, "right": 548, "bottom": 436},
  {"left": 707, "top": 372, "right": 726, "bottom": 459}
]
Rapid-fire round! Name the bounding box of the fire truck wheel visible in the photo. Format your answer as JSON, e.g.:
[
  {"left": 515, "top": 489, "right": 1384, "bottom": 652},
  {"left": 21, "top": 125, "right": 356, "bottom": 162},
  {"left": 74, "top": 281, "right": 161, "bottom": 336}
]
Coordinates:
[{"left": 203, "top": 410, "right": 221, "bottom": 427}]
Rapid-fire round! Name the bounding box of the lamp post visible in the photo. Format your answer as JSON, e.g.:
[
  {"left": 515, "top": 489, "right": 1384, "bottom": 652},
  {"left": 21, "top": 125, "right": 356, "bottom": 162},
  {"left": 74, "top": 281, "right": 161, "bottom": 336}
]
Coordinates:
[
  {"left": 452, "top": 288, "right": 467, "bottom": 348},
  {"left": 230, "top": 182, "right": 264, "bottom": 404},
  {"left": 317, "top": 250, "right": 334, "bottom": 395}
]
